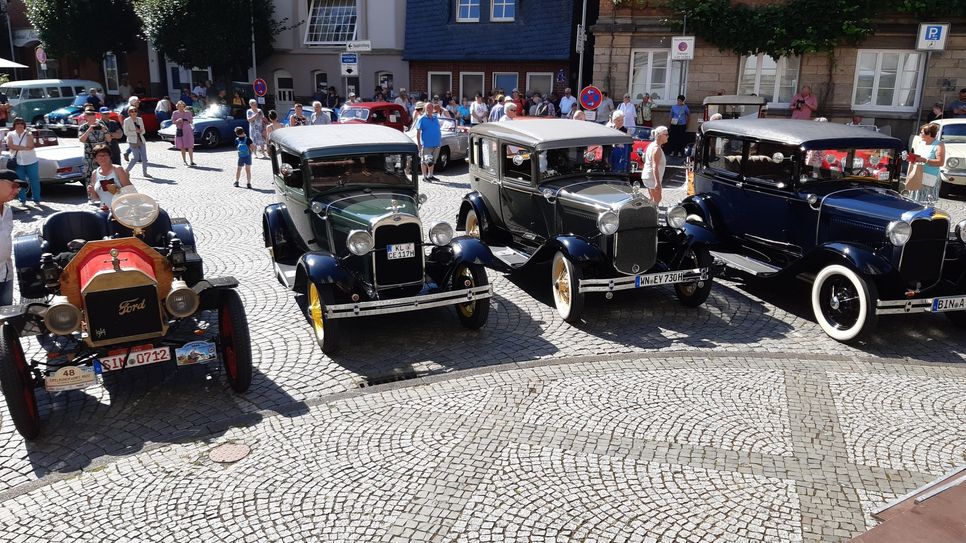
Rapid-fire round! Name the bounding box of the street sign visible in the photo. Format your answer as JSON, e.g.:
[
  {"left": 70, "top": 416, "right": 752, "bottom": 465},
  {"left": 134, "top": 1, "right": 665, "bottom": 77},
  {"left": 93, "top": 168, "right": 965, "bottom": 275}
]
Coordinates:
[
  {"left": 575, "top": 23, "right": 586, "bottom": 54},
  {"left": 340, "top": 52, "right": 358, "bottom": 77},
  {"left": 253, "top": 78, "right": 268, "bottom": 97},
  {"left": 917, "top": 23, "right": 950, "bottom": 51},
  {"left": 579, "top": 85, "right": 602, "bottom": 111},
  {"left": 671, "top": 37, "right": 694, "bottom": 60},
  {"left": 346, "top": 40, "right": 372, "bottom": 52}
]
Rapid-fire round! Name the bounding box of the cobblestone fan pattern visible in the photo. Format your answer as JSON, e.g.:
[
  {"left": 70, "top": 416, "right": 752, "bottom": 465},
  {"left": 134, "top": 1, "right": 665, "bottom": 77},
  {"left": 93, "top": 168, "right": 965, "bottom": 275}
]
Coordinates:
[
  {"left": 0, "top": 138, "right": 963, "bottom": 541},
  {"left": 1, "top": 355, "right": 963, "bottom": 542}
]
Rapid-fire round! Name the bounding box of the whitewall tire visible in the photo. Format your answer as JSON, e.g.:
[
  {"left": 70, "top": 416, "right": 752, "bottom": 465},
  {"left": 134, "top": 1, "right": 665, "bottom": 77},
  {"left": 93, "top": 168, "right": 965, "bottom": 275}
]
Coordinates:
[{"left": 811, "top": 264, "right": 878, "bottom": 343}]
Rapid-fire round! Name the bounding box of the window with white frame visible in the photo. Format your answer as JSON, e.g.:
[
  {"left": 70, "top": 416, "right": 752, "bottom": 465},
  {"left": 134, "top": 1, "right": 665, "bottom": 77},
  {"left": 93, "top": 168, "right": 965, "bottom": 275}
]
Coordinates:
[
  {"left": 737, "top": 54, "right": 799, "bottom": 105},
  {"left": 460, "top": 72, "right": 484, "bottom": 100},
  {"left": 457, "top": 0, "right": 480, "bottom": 22},
  {"left": 305, "top": 0, "right": 358, "bottom": 46},
  {"left": 852, "top": 50, "right": 923, "bottom": 111},
  {"left": 429, "top": 72, "right": 452, "bottom": 98},
  {"left": 103, "top": 52, "right": 119, "bottom": 95},
  {"left": 492, "top": 72, "right": 518, "bottom": 94},
  {"left": 527, "top": 73, "right": 553, "bottom": 97},
  {"left": 628, "top": 49, "right": 684, "bottom": 104},
  {"left": 491, "top": 0, "right": 515, "bottom": 21}
]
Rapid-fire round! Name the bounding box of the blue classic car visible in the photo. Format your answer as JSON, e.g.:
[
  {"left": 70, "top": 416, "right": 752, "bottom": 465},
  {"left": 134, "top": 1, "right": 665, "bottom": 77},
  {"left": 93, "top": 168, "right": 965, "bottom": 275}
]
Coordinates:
[
  {"left": 683, "top": 119, "right": 966, "bottom": 342},
  {"left": 158, "top": 104, "right": 249, "bottom": 148},
  {"left": 43, "top": 93, "right": 90, "bottom": 134}
]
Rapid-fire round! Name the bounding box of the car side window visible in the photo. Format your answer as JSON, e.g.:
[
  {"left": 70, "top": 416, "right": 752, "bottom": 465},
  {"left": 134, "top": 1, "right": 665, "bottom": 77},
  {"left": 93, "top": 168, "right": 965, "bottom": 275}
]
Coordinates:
[
  {"left": 502, "top": 144, "right": 533, "bottom": 184},
  {"left": 705, "top": 136, "right": 744, "bottom": 175},
  {"left": 46, "top": 87, "right": 61, "bottom": 98},
  {"left": 477, "top": 137, "right": 497, "bottom": 174},
  {"left": 279, "top": 151, "right": 303, "bottom": 192},
  {"left": 26, "top": 87, "right": 45, "bottom": 99},
  {"left": 745, "top": 142, "right": 797, "bottom": 185},
  {"left": 60, "top": 86, "right": 74, "bottom": 97}
]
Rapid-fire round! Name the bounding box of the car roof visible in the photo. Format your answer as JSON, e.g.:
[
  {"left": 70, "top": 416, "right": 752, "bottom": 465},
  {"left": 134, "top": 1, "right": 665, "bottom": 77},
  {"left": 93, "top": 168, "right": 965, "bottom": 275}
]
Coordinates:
[
  {"left": 348, "top": 102, "right": 403, "bottom": 109},
  {"left": 703, "top": 95, "right": 768, "bottom": 106},
  {"left": 470, "top": 119, "right": 633, "bottom": 150},
  {"left": 701, "top": 119, "right": 903, "bottom": 149},
  {"left": 930, "top": 118, "right": 966, "bottom": 127},
  {"left": 0, "top": 79, "right": 98, "bottom": 88},
  {"left": 270, "top": 124, "right": 416, "bottom": 154}
]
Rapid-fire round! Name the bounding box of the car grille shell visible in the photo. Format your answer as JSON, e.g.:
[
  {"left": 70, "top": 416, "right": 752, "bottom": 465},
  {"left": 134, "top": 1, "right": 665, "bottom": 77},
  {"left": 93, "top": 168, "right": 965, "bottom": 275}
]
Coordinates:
[
  {"left": 84, "top": 274, "right": 165, "bottom": 347},
  {"left": 899, "top": 218, "right": 948, "bottom": 288},
  {"left": 613, "top": 203, "right": 658, "bottom": 275},
  {"left": 372, "top": 219, "right": 424, "bottom": 290}
]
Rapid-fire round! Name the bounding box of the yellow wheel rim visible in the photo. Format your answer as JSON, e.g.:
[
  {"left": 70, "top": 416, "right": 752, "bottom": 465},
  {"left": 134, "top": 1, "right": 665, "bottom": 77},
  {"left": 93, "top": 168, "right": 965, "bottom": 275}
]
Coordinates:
[
  {"left": 552, "top": 255, "right": 571, "bottom": 311},
  {"left": 456, "top": 266, "right": 475, "bottom": 318},
  {"left": 308, "top": 283, "right": 325, "bottom": 342},
  {"left": 466, "top": 211, "right": 480, "bottom": 238}
]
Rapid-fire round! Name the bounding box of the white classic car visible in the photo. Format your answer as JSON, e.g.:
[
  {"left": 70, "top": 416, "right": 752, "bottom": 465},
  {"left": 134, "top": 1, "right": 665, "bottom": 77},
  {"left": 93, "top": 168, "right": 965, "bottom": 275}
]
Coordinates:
[
  {"left": 405, "top": 115, "right": 469, "bottom": 171},
  {"left": 910, "top": 118, "right": 966, "bottom": 197},
  {"left": 0, "top": 128, "right": 86, "bottom": 184}
]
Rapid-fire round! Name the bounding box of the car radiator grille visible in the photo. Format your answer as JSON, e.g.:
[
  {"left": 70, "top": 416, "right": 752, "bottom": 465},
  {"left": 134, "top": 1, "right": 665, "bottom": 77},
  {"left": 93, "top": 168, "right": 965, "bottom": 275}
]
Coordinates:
[
  {"left": 85, "top": 285, "right": 164, "bottom": 344},
  {"left": 373, "top": 223, "right": 424, "bottom": 288},
  {"left": 613, "top": 205, "right": 658, "bottom": 275},
  {"left": 899, "top": 218, "right": 948, "bottom": 288}
]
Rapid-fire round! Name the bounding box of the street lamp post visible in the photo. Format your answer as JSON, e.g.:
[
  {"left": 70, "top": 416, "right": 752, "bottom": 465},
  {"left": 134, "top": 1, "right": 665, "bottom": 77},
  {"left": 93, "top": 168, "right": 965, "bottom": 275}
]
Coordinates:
[{"left": 249, "top": 0, "right": 257, "bottom": 84}]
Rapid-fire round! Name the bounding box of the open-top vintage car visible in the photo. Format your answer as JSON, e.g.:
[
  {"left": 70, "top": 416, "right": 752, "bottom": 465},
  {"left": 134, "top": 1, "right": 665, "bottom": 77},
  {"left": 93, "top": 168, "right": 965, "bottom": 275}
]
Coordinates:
[
  {"left": 683, "top": 119, "right": 966, "bottom": 342},
  {"left": 457, "top": 119, "right": 715, "bottom": 323},
  {"left": 0, "top": 193, "right": 252, "bottom": 439},
  {"left": 263, "top": 125, "right": 495, "bottom": 354}
]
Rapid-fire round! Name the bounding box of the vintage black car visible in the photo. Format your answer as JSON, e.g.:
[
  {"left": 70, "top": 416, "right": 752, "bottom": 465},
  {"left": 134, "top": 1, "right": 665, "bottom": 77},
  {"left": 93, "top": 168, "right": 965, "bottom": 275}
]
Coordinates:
[
  {"left": 263, "top": 125, "right": 495, "bottom": 354},
  {"left": 457, "top": 119, "right": 714, "bottom": 322},
  {"left": 0, "top": 193, "right": 253, "bottom": 440},
  {"left": 683, "top": 119, "right": 966, "bottom": 342}
]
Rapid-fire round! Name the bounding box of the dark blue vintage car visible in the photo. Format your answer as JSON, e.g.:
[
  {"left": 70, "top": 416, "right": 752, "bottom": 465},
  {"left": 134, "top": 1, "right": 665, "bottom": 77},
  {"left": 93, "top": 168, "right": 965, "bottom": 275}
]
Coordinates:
[
  {"left": 457, "top": 119, "right": 714, "bottom": 323},
  {"left": 262, "top": 125, "right": 495, "bottom": 354},
  {"left": 43, "top": 93, "right": 89, "bottom": 134},
  {"left": 158, "top": 104, "right": 249, "bottom": 148},
  {"left": 683, "top": 119, "right": 966, "bottom": 342}
]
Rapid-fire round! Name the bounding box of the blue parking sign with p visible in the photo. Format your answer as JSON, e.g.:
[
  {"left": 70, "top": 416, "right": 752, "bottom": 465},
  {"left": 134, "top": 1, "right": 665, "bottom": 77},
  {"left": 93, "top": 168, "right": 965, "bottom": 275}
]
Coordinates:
[{"left": 926, "top": 25, "right": 942, "bottom": 40}]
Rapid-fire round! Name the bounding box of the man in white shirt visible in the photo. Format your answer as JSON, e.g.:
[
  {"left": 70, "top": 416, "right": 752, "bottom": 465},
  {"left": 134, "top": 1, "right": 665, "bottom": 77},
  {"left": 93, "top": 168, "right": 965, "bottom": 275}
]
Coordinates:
[
  {"left": 0, "top": 170, "right": 24, "bottom": 305},
  {"left": 311, "top": 101, "right": 331, "bottom": 125},
  {"left": 193, "top": 82, "right": 207, "bottom": 97},
  {"left": 558, "top": 88, "right": 577, "bottom": 118},
  {"left": 471, "top": 94, "right": 488, "bottom": 125},
  {"left": 618, "top": 94, "right": 637, "bottom": 130}
]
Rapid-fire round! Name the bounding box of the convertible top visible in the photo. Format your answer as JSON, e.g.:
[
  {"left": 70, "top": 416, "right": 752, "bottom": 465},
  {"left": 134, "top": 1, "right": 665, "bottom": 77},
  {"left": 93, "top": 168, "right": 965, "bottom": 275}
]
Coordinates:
[
  {"left": 270, "top": 124, "right": 416, "bottom": 155},
  {"left": 703, "top": 95, "right": 768, "bottom": 106},
  {"left": 470, "top": 119, "right": 633, "bottom": 150},
  {"left": 701, "top": 119, "right": 902, "bottom": 150}
]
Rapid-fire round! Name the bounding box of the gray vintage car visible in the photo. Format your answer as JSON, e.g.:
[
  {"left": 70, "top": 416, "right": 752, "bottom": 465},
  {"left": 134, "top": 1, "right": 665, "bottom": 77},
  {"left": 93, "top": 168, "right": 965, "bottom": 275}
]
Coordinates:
[{"left": 404, "top": 115, "right": 469, "bottom": 171}]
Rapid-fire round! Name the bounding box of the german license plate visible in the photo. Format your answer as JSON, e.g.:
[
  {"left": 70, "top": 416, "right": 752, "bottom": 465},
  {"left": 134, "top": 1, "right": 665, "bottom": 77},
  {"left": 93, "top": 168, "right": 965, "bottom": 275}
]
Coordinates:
[
  {"left": 635, "top": 270, "right": 690, "bottom": 288},
  {"left": 387, "top": 243, "right": 416, "bottom": 260},
  {"left": 931, "top": 296, "right": 966, "bottom": 312},
  {"left": 98, "top": 345, "right": 172, "bottom": 372}
]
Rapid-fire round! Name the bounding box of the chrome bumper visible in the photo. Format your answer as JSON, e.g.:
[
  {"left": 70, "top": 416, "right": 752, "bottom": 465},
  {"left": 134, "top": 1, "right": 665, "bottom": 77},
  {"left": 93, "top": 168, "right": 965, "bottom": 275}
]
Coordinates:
[
  {"left": 578, "top": 267, "right": 709, "bottom": 293},
  {"left": 876, "top": 296, "right": 966, "bottom": 315},
  {"left": 324, "top": 285, "right": 492, "bottom": 319}
]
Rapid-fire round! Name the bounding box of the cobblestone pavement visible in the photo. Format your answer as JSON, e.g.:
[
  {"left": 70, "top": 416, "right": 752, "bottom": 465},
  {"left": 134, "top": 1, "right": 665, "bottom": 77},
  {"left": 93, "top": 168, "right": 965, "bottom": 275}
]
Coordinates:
[{"left": 0, "top": 135, "right": 963, "bottom": 542}]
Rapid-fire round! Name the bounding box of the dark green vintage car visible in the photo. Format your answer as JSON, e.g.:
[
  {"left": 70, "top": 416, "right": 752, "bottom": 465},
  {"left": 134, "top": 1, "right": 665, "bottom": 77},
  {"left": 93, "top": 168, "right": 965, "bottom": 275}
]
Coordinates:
[{"left": 263, "top": 125, "right": 496, "bottom": 354}]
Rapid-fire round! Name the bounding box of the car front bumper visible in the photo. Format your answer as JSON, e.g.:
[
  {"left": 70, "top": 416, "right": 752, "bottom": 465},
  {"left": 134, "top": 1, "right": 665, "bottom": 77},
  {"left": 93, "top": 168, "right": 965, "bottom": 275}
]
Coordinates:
[
  {"left": 876, "top": 295, "right": 966, "bottom": 315},
  {"left": 324, "top": 284, "right": 492, "bottom": 319},
  {"left": 578, "top": 267, "right": 709, "bottom": 293},
  {"left": 940, "top": 169, "right": 966, "bottom": 186}
]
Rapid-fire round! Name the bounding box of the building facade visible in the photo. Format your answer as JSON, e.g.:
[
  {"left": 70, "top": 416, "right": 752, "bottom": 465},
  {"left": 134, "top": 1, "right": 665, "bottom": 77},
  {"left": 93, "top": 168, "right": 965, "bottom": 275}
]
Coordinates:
[
  {"left": 257, "top": 0, "right": 408, "bottom": 111},
  {"left": 404, "top": 0, "right": 576, "bottom": 100},
  {"left": 591, "top": 1, "right": 966, "bottom": 142}
]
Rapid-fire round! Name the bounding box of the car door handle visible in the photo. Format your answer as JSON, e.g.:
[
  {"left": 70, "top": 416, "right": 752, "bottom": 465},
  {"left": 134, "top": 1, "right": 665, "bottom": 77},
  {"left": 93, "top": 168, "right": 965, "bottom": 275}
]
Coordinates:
[{"left": 735, "top": 181, "right": 743, "bottom": 189}]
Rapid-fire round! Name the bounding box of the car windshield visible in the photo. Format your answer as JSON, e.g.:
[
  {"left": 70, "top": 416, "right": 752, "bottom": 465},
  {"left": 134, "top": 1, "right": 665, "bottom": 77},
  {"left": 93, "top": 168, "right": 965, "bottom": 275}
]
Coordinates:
[
  {"left": 72, "top": 94, "right": 89, "bottom": 107},
  {"left": 940, "top": 124, "right": 966, "bottom": 142},
  {"left": 705, "top": 104, "right": 761, "bottom": 119},
  {"left": 197, "top": 105, "right": 229, "bottom": 119},
  {"left": 801, "top": 148, "right": 898, "bottom": 184},
  {"left": 535, "top": 145, "right": 623, "bottom": 181},
  {"left": 307, "top": 153, "right": 414, "bottom": 194},
  {"left": 339, "top": 108, "right": 369, "bottom": 122}
]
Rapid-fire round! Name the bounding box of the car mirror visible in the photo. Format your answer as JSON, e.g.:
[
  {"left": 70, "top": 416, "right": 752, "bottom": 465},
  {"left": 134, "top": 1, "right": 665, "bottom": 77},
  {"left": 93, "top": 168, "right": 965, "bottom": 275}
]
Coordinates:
[
  {"left": 542, "top": 188, "right": 556, "bottom": 203},
  {"left": 280, "top": 163, "right": 300, "bottom": 177},
  {"left": 310, "top": 201, "right": 324, "bottom": 214},
  {"left": 418, "top": 193, "right": 429, "bottom": 205},
  {"left": 583, "top": 150, "right": 597, "bottom": 162},
  {"left": 512, "top": 154, "right": 526, "bottom": 166},
  {"left": 771, "top": 152, "right": 784, "bottom": 163}
]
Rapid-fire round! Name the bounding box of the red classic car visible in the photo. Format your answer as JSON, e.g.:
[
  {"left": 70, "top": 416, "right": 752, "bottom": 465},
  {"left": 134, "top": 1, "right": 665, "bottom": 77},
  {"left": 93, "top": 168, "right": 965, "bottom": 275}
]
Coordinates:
[
  {"left": 629, "top": 126, "right": 654, "bottom": 172},
  {"left": 338, "top": 102, "right": 410, "bottom": 132},
  {"left": 70, "top": 98, "right": 161, "bottom": 134}
]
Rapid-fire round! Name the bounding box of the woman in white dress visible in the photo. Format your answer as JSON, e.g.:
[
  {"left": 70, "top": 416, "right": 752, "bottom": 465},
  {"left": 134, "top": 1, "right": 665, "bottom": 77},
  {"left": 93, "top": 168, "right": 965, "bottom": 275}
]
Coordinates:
[{"left": 641, "top": 126, "right": 669, "bottom": 205}]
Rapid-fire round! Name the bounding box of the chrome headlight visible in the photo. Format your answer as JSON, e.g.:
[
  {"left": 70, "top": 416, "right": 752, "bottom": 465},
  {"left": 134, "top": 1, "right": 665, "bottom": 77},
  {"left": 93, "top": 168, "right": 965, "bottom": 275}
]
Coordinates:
[
  {"left": 597, "top": 210, "right": 619, "bottom": 235},
  {"left": 429, "top": 222, "right": 454, "bottom": 246},
  {"left": 165, "top": 280, "right": 200, "bottom": 318},
  {"left": 947, "top": 157, "right": 961, "bottom": 169},
  {"left": 347, "top": 230, "right": 374, "bottom": 256},
  {"left": 886, "top": 220, "right": 912, "bottom": 246},
  {"left": 956, "top": 219, "right": 966, "bottom": 243},
  {"left": 666, "top": 205, "right": 687, "bottom": 229},
  {"left": 44, "top": 296, "right": 81, "bottom": 335}
]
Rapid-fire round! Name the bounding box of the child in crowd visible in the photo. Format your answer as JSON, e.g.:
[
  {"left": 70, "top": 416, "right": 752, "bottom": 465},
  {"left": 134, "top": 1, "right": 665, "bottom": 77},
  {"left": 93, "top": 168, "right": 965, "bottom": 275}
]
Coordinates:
[{"left": 233, "top": 126, "right": 254, "bottom": 189}]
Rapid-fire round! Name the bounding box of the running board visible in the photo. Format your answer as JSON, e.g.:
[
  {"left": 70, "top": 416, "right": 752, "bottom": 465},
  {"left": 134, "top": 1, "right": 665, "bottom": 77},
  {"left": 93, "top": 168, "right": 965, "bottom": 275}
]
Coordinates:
[
  {"left": 711, "top": 251, "right": 780, "bottom": 276},
  {"left": 490, "top": 245, "right": 531, "bottom": 268},
  {"left": 275, "top": 262, "right": 297, "bottom": 289}
]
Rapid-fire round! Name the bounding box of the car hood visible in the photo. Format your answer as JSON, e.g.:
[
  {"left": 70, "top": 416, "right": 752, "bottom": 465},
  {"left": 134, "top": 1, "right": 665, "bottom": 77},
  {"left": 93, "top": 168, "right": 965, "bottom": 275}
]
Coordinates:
[
  {"left": 819, "top": 187, "right": 924, "bottom": 222},
  {"left": 546, "top": 177, "right": 641, "bottom": 210},
  {"left": 48, "top": 106, "right": 82, "bottom": 118},
  {"left": 943, "top": 142, "right": 966, "bottom": 162},
  {"left": 34, "top": 144, "right": 84, "bottom": 163},
  {"left": 317, "top": 191, "right": 419, "bottom": 229}
]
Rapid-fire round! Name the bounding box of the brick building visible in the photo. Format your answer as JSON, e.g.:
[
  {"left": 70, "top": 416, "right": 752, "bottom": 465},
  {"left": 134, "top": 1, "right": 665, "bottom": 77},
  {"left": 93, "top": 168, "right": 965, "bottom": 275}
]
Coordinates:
[
  {"left": 404, "top": 0, "right": 578, "bottom": 101},
  {"left": 591, "top": 1, "right": 966, "bottom": 142}
]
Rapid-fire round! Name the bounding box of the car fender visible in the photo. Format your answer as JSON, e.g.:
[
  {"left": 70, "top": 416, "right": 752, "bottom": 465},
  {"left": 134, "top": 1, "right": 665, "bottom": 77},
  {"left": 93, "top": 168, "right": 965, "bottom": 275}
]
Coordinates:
[
  {"left": 805, "top": 242, "right": 893, "bottom": 276},
  {"left": 194, "top": 276, "right": 241, "bottom": 310},
  {"left": 263, "top": 203, "right": 303, "bottom": 264},
  {"left": 681, "top": 193, "right": 726, "bottom": 234},
  {"left": 456, "top": 191, "right": 493, "bottom": 232},
  {"left": 169, "top": 217, "right": 197, "bottom": 248},
  {"left": 529, "top": 235, "right": 606, "bottom": 267},
  {"left": 13, "top": 234, "right": 46, "bottom": 299},
  {"left": 294, "top": 252, "right": 353, "bottom": 294}
]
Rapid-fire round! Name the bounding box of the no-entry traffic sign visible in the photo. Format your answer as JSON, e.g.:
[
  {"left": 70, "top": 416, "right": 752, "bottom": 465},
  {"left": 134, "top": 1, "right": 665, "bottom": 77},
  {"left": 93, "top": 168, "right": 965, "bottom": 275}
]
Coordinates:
[
  {"left": 253, "top": 78, "right": 268, "bottom": 97},
  {"left": 579, "top": 85, "right": 602, "bottom": 111}
]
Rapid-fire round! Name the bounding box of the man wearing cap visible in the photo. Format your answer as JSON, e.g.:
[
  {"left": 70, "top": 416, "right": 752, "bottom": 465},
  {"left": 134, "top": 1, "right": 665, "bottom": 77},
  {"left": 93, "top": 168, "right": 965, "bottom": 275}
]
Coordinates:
[
  {"left": 0, "top": 170, "right": 24, "bottom": 304},
  {"left": 410, "top": 101, "right": 426, "bottom": 130}
]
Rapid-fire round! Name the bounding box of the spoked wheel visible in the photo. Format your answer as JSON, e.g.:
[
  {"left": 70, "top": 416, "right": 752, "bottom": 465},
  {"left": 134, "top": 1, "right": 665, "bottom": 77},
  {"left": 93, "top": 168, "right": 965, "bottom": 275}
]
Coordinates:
[
  {"left": 811, "top": 264, "right": 878, "bottom": 343},
  {"left": 307, "top": 282, "right": 341, "bottom": 355},
  {"left": 551, "top": 251, "right": 585, "bottom": 323},
  {"left": 202, "top": 129, "right": 220, "bottom": 148},
  {"left": 0, "top": 324, "right": 40, "bottom": 440},
  {"left": 453, "top": 263, "right": 490, "bottom": 329},
  {"left": 674, "top": 245, "right": 714, "bottom": 307},
  {"left": 464, "top": 209, "right": 481, "bottom": 239},
  {"left": 218, "top": 289, "right": 253, "bottom": 393}
]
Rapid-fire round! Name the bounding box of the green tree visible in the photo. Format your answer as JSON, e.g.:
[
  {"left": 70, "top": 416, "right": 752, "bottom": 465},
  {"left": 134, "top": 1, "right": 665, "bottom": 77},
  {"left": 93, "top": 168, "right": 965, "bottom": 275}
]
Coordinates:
[
  {"left": 134, "top": 0, "right": 282, "bottom": 83},
  {"left": 24, "top": 0, "right": 142, "bottom": 61}
]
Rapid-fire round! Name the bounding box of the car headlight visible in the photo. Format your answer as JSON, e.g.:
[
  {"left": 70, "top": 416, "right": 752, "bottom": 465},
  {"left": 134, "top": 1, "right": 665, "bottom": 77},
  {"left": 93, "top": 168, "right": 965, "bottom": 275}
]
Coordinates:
[
  {"left": 44, "top": 296, "right": 81, "bottom": 335},
  {"left": 666, "top": 205, "right": 687, "bottom": 229},
  {"left": 886, "top": 220, "right": 912, "bottom": 246},
  {"left": 956, "top": 219, "right": 966, "bottom": 243},
  {"left": 597, "top": 210, "right": 619, "bottom": 235},
  {"left": 165, "top": 280, "right": 200, "bottom": 318},
  {"left": 347, "top": 230, "right": 374, "bottom": 255},
  {"left": 429, "top": 222, "right": 454, "bottom": 246},
  {"left": 947, "top": 157, "right": 961, "bottom": 169}
]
